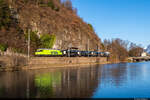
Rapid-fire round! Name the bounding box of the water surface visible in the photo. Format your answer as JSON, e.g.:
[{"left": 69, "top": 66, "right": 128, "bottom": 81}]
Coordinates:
[{"left": 0, "top": 62, "right": 150, "bottom": 98}]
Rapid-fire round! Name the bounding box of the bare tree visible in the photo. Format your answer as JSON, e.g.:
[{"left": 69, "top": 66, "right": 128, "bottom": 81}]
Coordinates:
[
  {"left": 129, "top": 42, "right": 144, "bottom": 57},
  {"left": 62, "top": 0, "right": 73, "bottom": 10}
]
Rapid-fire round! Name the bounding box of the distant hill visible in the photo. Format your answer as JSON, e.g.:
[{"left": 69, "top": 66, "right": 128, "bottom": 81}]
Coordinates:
[
  {"left": 145, "top": 45, "right": 150, "bottom": 54},
  {"left": 0, "top": 0, "right": 102, "bottom": 54}
]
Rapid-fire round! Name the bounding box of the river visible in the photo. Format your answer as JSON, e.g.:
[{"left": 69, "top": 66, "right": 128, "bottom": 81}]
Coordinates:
[{"left": 0, "top": 62, "right": 150, "bottom": 98}]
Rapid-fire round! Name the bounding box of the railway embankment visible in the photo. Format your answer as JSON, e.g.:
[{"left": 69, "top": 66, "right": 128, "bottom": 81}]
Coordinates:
[
  {"left": 22, "top": 57, "right": 108, "bottom": 70},
  {"left": 0, "top": 56, "right": 109, "bottom": 71}
]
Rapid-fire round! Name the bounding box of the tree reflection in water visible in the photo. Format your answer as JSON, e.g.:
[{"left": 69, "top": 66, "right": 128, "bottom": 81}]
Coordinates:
[
  {"left": 31, "top": 65, "right": 102, "bottom": 98},
  {"left": 100, "top": 63, "right": 128, "bottom": 87},
  {"left": 0, "top": 65, "right": 103, "bottom": 98},
  {"left": 1, "top": 62, "right": 150, "bottom": 98}
]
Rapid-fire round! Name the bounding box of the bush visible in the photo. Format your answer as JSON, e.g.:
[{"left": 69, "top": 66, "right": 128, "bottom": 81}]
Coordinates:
[
  {"left": 40, "top": 34, "right": 56, "bottom": 48},
  {"left": 88, "top": 23, "right": 94, "bottom": 30},
  {"left": 47, "top": 0, "right": 55, "bottom": 10},
  {"left": 0, "top": 44, "right": 7, "bottom": 51},
  {"left": 25, "top": 30, "right": 40, "bottom": 47},
  {"left": 54, "top": 7, "right": 59, "bottom": 12},
  {"left": 47, "top": 0, "right": 59, "bottom": 11}
]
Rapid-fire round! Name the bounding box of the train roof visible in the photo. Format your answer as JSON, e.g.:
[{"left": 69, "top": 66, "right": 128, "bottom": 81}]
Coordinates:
[{"left": 37, "top": 48, "right": 60, "bottom": 50}]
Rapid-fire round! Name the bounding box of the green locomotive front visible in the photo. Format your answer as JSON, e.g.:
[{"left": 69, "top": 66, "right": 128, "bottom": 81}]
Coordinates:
[{"left": 35, "top": 48, "right": 63, "bottom": 57}]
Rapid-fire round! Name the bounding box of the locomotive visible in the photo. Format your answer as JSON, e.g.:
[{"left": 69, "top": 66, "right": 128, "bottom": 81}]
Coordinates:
[{"left": 35, "top": 48, "right": 110, "bottom": 57}]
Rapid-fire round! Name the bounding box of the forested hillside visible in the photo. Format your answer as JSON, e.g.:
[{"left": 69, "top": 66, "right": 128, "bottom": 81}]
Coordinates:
[{"left": 0, "top": 0, "right": 101, "bottom": 54}]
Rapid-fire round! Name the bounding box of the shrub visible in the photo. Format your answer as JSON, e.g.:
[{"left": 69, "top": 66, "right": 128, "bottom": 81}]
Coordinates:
[
  {"left": 25, "top": 30, "right": 40, "bottom": 47},
  {"left": 47, "top": 0, "right": 59, "bottom": 11},
  {"left": 54, "top": 7, "right": 60, "bottom": 12},
  {"left": 40, "top": 34, "right": 56, "bottom": 49},
  {"left": 0, "top": 44, "right": 7, "bottom": 51},
  {"left": 88, "top": 23, "right": 94, "bottom": 30},
  {"left": 47, "top": 0, "right": 55, "bottom": 10}
]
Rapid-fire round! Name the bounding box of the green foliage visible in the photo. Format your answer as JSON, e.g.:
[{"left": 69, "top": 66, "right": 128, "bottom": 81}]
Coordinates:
[
  {"left": 0, "top": 43, "right": 7, "bottom": 51},
  {"left": 34, "top": 72, "right": 61, "bottom": 98},
  {"left": 101, "top": 43, "right": 105, "bottom": 50},
  {"left": 25, "top": 30, "right": 40, "bottom": 47},
  {"left": 88, "top": 23, "right": 94, "bottom": 30},
  {"left": 0, "top": 0, "right": 12, "bottom": 29},
  {"left": 47, "top": 0, "right": 55, "bottom": 9},
  {"left": 40, "top": 34, "right": 56, "bottom": 49},
  {"left": 54, "top": 7, "right": 59, "bottom": 11},
  {"left": 24, "top": 30, "right": 56, "bottom": 50},
  {"left": 47, "top": 0, "right": 59, "bottom": 11},
  {"left": 38, "top": 0, "right": 59, "bottom": 11},
  {"left": 39, "top": 4, "right": 48, "bottom": 7}
]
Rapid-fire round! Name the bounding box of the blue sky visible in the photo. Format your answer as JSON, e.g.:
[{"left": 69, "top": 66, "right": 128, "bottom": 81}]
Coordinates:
[{"left": 71, "top": 0, "right": 150, "bottom": 48}]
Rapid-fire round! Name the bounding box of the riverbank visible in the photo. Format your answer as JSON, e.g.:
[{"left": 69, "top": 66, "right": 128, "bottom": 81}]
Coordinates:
[
  {"left": 22, "top": 57, "right": 109, "bottom": 70},
  {"left": 0, "top": 55, "right": 27, "bottom": 72},
  {"left": 0, "top": 56, "right": 111, "bottom": 71},
  {"left": 1, "top": 55, "right": 135, "bottom": 72},
  {"left": 22, "top": 61, "right": 112, "bottom": 70}
]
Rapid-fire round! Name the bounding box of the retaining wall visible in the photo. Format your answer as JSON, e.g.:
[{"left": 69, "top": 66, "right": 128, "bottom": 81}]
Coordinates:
[
  {"left": 0, "top": 56, "right": 108, "bottom": 71},
  {"left": 25, "top": 57, "right": 108, "bottom": 69}
]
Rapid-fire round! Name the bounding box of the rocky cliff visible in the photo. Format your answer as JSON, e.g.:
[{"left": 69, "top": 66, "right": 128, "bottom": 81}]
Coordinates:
[{"left": 0, "top": 0, "right": 102, "bottom": 54}]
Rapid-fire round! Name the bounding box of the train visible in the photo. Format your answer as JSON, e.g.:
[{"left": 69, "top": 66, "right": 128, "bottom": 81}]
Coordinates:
[{"left": 35, "top": 48, "right": 110, "bottom": 57}]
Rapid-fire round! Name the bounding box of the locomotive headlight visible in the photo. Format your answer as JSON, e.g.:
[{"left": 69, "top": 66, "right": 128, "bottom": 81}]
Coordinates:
[
  {"left": 64, "top": 51, "right": 66, "bottom": 54},
  {"left": 78, "top": 52, "right": 80, "bottom": 55},
  {"left": 91, "top": 52, "right": 94, "bottom": 55}
]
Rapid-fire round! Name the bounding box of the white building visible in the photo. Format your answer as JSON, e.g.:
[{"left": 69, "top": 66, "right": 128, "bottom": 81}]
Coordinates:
[{"left": 141, "top": 52, "right": 147, "bottom": 57}]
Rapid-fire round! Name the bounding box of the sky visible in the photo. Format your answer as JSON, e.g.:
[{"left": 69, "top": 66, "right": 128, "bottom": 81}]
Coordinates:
[{"left": 71, "top": 0, "right": 150, "bottom": 48}]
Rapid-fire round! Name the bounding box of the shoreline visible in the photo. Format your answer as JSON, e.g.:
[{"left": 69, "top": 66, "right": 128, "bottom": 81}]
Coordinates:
[
  {"left": 0, "top": 62, "right": 111, "bottom": 72},
  {"left": 0, "top": 60, "right": 129, "bottom": 72},
  {"left": 22, "top": 61, "right": 112, "bottom": 70},
  {"left": 0, "top": 56, "right": 130, "bottom": 72}
]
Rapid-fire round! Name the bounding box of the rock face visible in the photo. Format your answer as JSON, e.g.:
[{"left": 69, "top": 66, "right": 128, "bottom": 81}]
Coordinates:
[{"left": 2, "top": 0, "right": 102, "bottom": 54}]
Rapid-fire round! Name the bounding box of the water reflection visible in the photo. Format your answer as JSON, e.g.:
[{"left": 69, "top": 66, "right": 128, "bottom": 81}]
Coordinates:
[
  {"left": 100, "top": 63, "right": 128, "bottom": 87},
  {"left": 0, "top": 71, "right": 28, "bottom": 98},
  {"left": 0, "top": 62, "right": 150, "bottom": 98},
  {"left": 0, "top": 65, "right": 102, "bottom": 98}
]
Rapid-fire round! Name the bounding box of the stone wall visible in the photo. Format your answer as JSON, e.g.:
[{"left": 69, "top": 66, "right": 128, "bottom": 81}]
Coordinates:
[
  {"left": 0, "top": 56, "right": 108, "bottom": 71},
  {"left": 0, "top": 55, "right": 27, "bottom": 68},
  {"left": 26, "top": 57, "right": 108, "bottom": 69}
]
